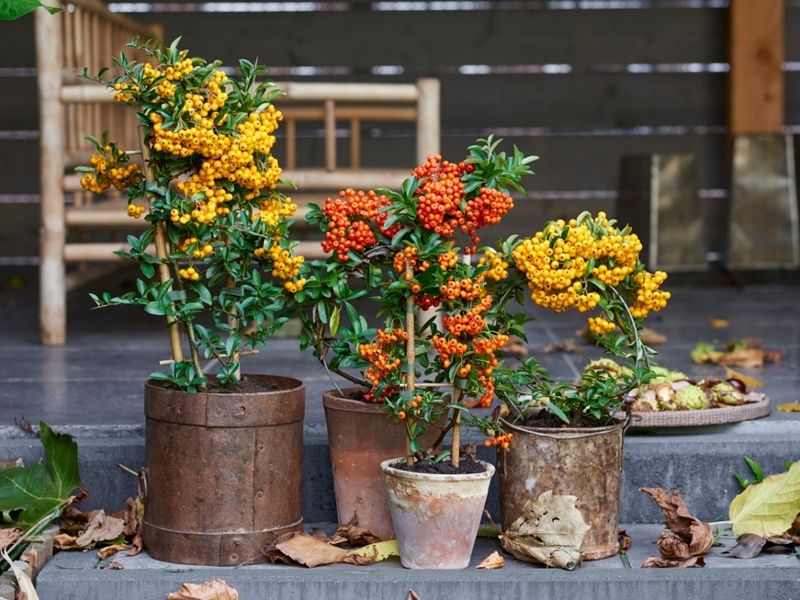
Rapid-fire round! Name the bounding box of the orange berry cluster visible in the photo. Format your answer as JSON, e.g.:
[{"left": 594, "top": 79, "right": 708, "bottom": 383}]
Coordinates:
[
  {"left": 358, "top": 328, "right": 408, "bottom": 387},
  {"left": 437, "top": 251, "right": 458, "bottom": 271},
  {"left": 321, "top": 189, "right": 399, "bottom": 261},
  {"left": 462, "top": 187, "right": 514, "bottom": 246},
  {"left": 443, "top": 295, "right": 492, "bottom": 337},
  {"left": 440, "top": 276, "right": 486, "bottom": 301},
  {"left": 484, "top": 432, "right": 513, "bottom": 450},
  {"left": 412, "top": 155, "right": 471, "bottom": 238}
]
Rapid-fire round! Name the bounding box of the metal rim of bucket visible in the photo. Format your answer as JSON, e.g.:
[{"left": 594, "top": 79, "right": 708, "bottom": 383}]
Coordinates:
[{"left": 499, "top": 414, "right": 629, "bottom": 440}]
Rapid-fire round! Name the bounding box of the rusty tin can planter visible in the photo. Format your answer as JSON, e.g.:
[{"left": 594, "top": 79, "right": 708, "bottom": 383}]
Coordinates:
[
  {"left": 498, "top": 417, "right": 626, "bottom": 560},
  {"left": 381, "top": 458, "right": 495, "bottom": 569},
  {"left": 323, "top": 388, "right": 443, "bottom": 540},
  {"left": 143, "top": 375, "right": 304, "bottom": 566}
]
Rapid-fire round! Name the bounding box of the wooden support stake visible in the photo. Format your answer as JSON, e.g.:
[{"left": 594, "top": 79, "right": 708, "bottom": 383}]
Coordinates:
[
  {"left": 416, "top": 78, "right": 440, "bottom": 162},
  {"left": 730, "top": 0, "right": 785, "bottom": 134},
  {"left": 139, "top": 127, "right": 183, "bottom": 363},
  {"left": 405, "top": 263, "right": 416, "bottom": 465},
  {"left": 450, "top": 251, "right": 471, "bottom": 469},
  {"left": 285, "top": 118, "right": 296, "bottom": 170},
  {"left": 349, "top": 117, "right": 361, "bottom": 168}
]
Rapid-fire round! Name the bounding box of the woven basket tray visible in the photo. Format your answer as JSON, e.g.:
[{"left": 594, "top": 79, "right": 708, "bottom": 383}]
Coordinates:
[{"left": 622, "top": 393, "right": 771, "bottom": 428}]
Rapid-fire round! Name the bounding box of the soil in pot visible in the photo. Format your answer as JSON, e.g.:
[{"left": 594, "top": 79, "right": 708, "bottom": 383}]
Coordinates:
[
  {"left": 390, "top": 454, "right": 486, "bottom": 475},
  {"left": 323, "top": 388, "right": 441, "bottom": 541},
  {"left": 144, "top": 374, "right": 304, "bottom": 566},
  {"left": 382, "top": 457, "right": 495, "bottom": 569},
  {"left": 498, "top": 415, "right": 625, "bottom": 561}
]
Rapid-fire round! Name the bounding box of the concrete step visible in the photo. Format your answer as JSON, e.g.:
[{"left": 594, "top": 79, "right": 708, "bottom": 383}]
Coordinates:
[
  {"left": 36, "top": 524, "right": 799, "bottom": 600},
  {"left": 1, "top": 420, "right": 798, "bottom": 525}
]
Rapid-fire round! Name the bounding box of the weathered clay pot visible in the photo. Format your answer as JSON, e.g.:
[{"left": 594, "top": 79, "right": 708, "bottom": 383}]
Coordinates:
[
  {"left": 143, "top": 375, "right": 304, "bottom": 565},
  {"left": 323, "top": 389, "right": 440, "bottom": 540},
  {"left": 381, "top": 458, "right": 495, "bottom": 569},
  {"left": 498, "top": 417, "right": 625, "bottom": 560}
]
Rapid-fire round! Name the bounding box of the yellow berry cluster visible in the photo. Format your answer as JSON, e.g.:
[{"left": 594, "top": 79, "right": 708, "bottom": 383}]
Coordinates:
[
  {"left": 127, "top": 204, "right": 146, "bottom": 219},
  {"left": 252, "top": 197, "right": 297, "bottom": 228},
  {"left": 113, "top": 81, "right": 140, "bottom": 103},
  {"left": 254, "top": 245, "right": 306, "bottom": 292},
  {"left": 80, "top": 150, "right": 142, "bottom": 194},
  {"left": 630, "top": 270, "right": 670, "bottom": 319},
  {"left": 587, "top": 316, "right": 616, "bottom": 335},
  {"left": 177, "top": 237, "right": 214, "bottom": 259},
  {"left": 178, "top": 266, "right": 201, "bottom": 281},
  {"left": 477, "top": 248, "right": 509, "bottom": 281}
]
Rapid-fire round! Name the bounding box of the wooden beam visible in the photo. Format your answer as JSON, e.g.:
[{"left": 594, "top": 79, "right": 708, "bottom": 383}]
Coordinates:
[{"left": 730, "top": 0, "right": 785, "bottom": 134}]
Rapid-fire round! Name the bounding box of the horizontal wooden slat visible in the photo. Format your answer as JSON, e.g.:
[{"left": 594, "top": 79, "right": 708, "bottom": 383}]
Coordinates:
[{"left": 64, "top": 240, "right": 325, "bottom": 261}]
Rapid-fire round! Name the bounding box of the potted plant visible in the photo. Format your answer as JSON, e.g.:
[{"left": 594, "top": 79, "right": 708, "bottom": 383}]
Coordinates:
[
  {"left": 492, "top": 211, "right": 671, "bottom": 560},
  {"left": 78, "top": 39, "right": 307, "bottom": 565},
  {"left": 300, "top": 137, "right": 538, "bottom": 566}
]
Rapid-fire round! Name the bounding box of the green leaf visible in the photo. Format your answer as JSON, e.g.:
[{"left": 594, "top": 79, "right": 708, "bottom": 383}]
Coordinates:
[
  {"left": 744, "top": 456, "right": 764, "bottom": 483},
  {"left": 0, "top": 422, "right": 80, "bottom": 528},
  {"left": 329, "top": 306, "right": 341, "bottom": 336},
  {"left": 0, "top": 0, "right": 61, "bottom": 20},
  {"left": 729, "top": 460, "right": 800, "bottom": 537}
]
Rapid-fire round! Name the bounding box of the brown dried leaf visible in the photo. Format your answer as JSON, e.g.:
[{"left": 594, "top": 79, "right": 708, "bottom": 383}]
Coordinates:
[
  {"left": 656, "top": 531, "right": 691, "bottom": 559},
  {"left": 127, "top": 532, "right": 143, "bottom": 557},
  {"left": 502, "top": 336, "right": 530, "bottom": 357},
  {"left": 500, "top": 490, "right": 589, "bottom": 570},
  {"left": 726, "top": 533, "right": 768, "bottom": 559},
  {"left": 0, "top": 528, "right": 22, "bottom": 552},
  {"left": 618, "top": 530, "right": 631, "bottom": 552},
  {"left": 639, "top": 487, "right": 713, "bottom": 556},
  {"left": 778, "top": 403, "right": 800, "bottom": 413},
  {"left": 110, "top": 496, "right": 143, "bottom": 538},
  {"left": 53, "top": 533, "right": 77, "bottom": 550},
  {"left": 167, "top": 579, "right": 240, "bottom": 600},
  {"left": 75, "top": 510, "right": 125, "bottom": 549},
  {"left": 642, "top": 555, "right": 705, "bottom": 568},
  {"left": 723, "top": 367, "right": 764, "bottom": 389},
  {"left": 475, "top": 550, "right": 505, "bottom": 569},
  {"left": 406, "top": 591, "right": 422, "bottom": 600},
  {"left": 719, "top": 349, "right": 766, "bottom": 369},
  {"left": 641, "top": 327, "right": 667, "bottom": 345},
  {"left": 333, "top": 519, "right": 382, "bottom": 547},
  {"left": 708, "top": 318, "right": 729, "bottom": 329},
  {"left": 269, "top": 532, "right": 351, "bottom": 567},
  {"left": 97, "top": 543, "right": 128, "bottom": 560},
  {"left": 109, "top": 561, "right": 124, "bottom": 570}
]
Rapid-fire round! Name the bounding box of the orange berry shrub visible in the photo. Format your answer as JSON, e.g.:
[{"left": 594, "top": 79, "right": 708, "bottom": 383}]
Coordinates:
[
  {"left": 493, "top": 211, "right": 671, "bottom": 424},
  {"left": 78, "top": 39, "right": 305, "bottom": 391},
  {"left": 300, "top": 137, "right": 538, "bottom": 466}
]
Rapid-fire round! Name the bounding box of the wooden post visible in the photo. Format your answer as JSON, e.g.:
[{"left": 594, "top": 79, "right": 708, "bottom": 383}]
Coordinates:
[
  {"left": 729, "top": 0, "right": 784, "bottom": 134},
  {"left": 349, "top": 117, "right": 361, "bottom": 168},
  {"left": 416, "top": 78, "right": 440, "bottom": 162},
  {"left": 37, "top": 9, "right": 67, "bottom": 345},
  {"left": 324, "top": 99, "right": 336, "bottom": 172}
]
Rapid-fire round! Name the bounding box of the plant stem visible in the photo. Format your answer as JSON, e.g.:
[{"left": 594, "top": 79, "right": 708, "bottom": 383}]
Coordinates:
[
  {"left": 609, "top": 285, "right": 650, "bottom": 371},
  {"left": 405, "top": 263, "right": 416, "bottom": 466},
  {"left": 451, "top": 389, "right": 463, "bottom": 468}
]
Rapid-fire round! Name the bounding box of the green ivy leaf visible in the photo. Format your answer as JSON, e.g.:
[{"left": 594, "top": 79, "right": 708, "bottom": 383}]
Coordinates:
[{"left": 0, "top": 422, "right": 81, "bottom": 528}]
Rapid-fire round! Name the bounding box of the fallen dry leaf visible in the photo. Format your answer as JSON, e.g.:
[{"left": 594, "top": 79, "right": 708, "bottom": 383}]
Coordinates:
[
  {"left": 723, "top": 367, "right": 764, "bottom": 389},
  {"left": 641, "top": 327, "right": 667, "bottom": 345},
  {"left": 541, "top": 338, "right": 580, "bottom": 354},
  {"left": 53, "top": 533, "right": 77, "bottom": 550},
  {"left": 618, "top": 530, "right": 631, "bottom": 552},
  {"left": 476, "top": 550, "right": 505, "bottom": 569},
  {"left": 502, "top": 336, "right": 529, "bottom": 357},
  {"left": 719, "top": 349, "right": 767, "bottom": 369},
  {"left": 500, "top": 490, "right": 590, "bottom": 570},
  {"left": 0, "top": 528, "right": 21, "bottom": 552},
  {"left": 127, "top": 532, "right": 143, "bottom": 557},
  {"left": 778, "top": 403, "right": 800, "bottom": 412},
  {"left": 75, "top": 510, "right": 125, "bottom": 549},
  {"left": 725, "top": 533, "right": 768, "bottom": 559},
  {"left": 641, "top": 555, "right": 705, "bottom": 568},
  {"left": 640, "top": 487, "right": 712, "bottom": 568},
  {"left": 266, "top": 532, "right": 373, "bottom": 567},
  {"left": 1, "top": 547, "right": 38, "bottom": 600},
  {"left": 167, "top": 579, "right": 240, "bottom": 600},
  {"left": 407, "top": 591, "right": 422, "bottom": 600},
  {"left": 333, "top": 519, "right": 382, "bottom": 547},
  {"left": 110, "top": 560, "right": 124, "bottom": 570},
  {"left": 97, "top": 543, "right": 128, "bottom": 560},
  {"left": 729, "top": 460, "right": 800, "bottom": 537},
  {"left": 110, "top": 496, "right": 143, "bottom": 537},
  {"left": 709, "top": 318, "right": 729, "bottom": 329}
]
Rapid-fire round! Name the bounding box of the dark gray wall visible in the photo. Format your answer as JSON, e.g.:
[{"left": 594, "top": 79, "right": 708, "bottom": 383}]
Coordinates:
[{"left": 2, "top": 2, "right": 799, "bottom": 260}]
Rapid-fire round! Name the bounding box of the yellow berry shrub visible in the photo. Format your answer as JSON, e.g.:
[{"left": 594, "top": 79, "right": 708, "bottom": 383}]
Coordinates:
[{"left": 80, "top": 39, "right": 305, "bottom": 391}]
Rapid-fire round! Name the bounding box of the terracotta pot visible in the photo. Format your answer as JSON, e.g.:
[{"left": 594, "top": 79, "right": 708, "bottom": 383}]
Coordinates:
[
  {"left": 143, "top": 375, "right": 304, "bottom": 565},
  {"left": 323, "top": 388, "right": 441, "bottom": 540},
  {"left": 381, "top": 458, "right": 495, "bottom": 569},
  {"left": 498, "top": 416, "right": 626, "bottom": 560}
]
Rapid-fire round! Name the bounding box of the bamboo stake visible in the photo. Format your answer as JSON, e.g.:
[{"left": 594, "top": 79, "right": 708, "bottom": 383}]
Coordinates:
[
  {"left": 227, "top": 276, "right": 241, "bottom": 381},
  {"left": 451, "top": 252, "right": 471, "bottom": 468},
  {"left": 139, "top": 127, "right": 183, "bottom": 363},
  {"left": 405, "top": 262, "right": 416, "bottom": 465}
]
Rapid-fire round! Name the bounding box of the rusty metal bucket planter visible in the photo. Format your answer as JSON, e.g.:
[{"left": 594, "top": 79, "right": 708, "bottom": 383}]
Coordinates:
[
  {"left": 498, "top": 417, "right": 626, "bottom": 560},
  {"left": 323, "top": 388, "right": 435, "bottom": 541},
  {"left": 143, "top": 375, "right": 304, "bottom": 566},
  {"left": 381, "top": 458, "right": 495, "bottom": 569}
]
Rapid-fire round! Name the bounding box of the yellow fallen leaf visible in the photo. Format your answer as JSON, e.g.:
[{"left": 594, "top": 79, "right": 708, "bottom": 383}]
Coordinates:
[
  {"left": 709, "top": 318, "right": 729, "bottom": 329},
  {"left": 777, "top": 403, "right": 800, "bottom": 412},
  {"left": 476, "top": 550, "right": 505, "bottom": 569},
  {"left": 347, "top": 539, "right": 400, "bottom": 562},
  {"left": 729, "top": 460, "right": 800, "bottom": 537},
  {"left": 723, "top": 367, "right": 764, "bottom": 389}
]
